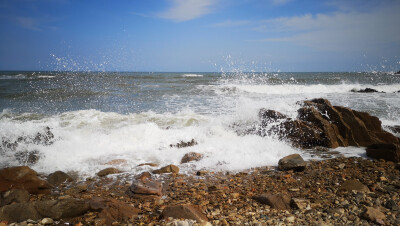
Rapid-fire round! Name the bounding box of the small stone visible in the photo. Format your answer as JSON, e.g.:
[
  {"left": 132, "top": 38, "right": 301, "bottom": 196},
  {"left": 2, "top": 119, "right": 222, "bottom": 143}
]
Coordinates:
[
  {"left": 291, "top": 198, "right": 310, "bottom": 210},
  {"left": 97, "top": 168, "right": 120, "bottom": 177},
  {"left": 180, "top": 152, "right": 203, "bottom": 164},
  {"left": 153, "top": 165, "right": 179, "bottom": 174},
  {"left": 126, "top": 180, "right": 163, "bottom": 196},
  {"left": 278, "top": 154, "right": 306, "bottom": 171},
  {"left": 231, "top": 193, "right": 240, "bottom": 199},
  {"left": 40, "top": 218, "right": 54, "bottom": 225},
  {"left": 340, "top": 179, "right": 369, "bottom": 193},
  {"left": 286, "top": 216, "right": 295, "bottom": 223},
  {"left": 363, "top": 207, "right": 386, "bottom": 224}
]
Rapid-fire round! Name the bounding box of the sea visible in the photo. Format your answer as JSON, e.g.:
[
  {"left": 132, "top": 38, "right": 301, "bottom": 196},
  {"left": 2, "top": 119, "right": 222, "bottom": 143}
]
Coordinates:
[{"left": 1, "top": 71, "right": 400, "bottom": 177}]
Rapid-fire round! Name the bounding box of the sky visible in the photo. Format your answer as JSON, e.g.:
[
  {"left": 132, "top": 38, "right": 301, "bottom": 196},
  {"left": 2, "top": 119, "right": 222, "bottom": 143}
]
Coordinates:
[{"left": 0, "top": 0, "right": 399, "bottom": 72}]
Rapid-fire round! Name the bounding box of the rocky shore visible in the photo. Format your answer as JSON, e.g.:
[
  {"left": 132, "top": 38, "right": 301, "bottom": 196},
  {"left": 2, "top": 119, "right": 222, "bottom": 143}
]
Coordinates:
[{"left": 1, "top": 98, "right": 400, "bottom": 225}]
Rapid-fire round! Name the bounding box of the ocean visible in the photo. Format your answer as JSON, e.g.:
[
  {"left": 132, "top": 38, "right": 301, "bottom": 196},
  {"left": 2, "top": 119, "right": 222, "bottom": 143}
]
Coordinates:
[{"left": 1, "top": 71, "right": 400, "bottom": 177}]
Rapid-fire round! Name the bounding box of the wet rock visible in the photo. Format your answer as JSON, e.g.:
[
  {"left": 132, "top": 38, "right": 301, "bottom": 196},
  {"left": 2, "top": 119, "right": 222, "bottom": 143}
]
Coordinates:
[
  {"left": 135, "top": 172, "right": 152, "bottom": 181},
  {"left": 351, "top": 88, "right": 380, "bottom": 93},
  {"left": 0, "top": 166, "right": 52, "bottom": 194},
  {"left": 170, "top": 139, "right": 198, "bottom": 148},
  {"left": 340, "top": 179, "right": 370, "bottom": 193},
  {"left": 97, "top": 167, "right": 120, "bottom": 177},
  {"left": 126, "top": 180, "right": 162, "bottom": 196},
  {"left": 253, "top": 193, "right": 291, "bottom": 210},
  {"left": 387, "top": 125, "right": 400, "bottom": 134},
  {"left": 105, "top": 159, "right": 128, "bottom": 165},
  {"left": 97, "top": 199, "right": 141, "bottom": 225},
  {"left": 181, "top": 152, "right": 203, "bottom": 164},
  {"left": 14, "top": 150, "right": 41, "bottom": 165},
  {"left": 363, "top": 207, "right": 386, "bottom": 224},
  {"left": 137, "top": 162, "right": 159, "bottom": 167},
  {"left": 162, "top": 204, "right": 208, "bottom": 223},
  {"left": 366, "top": 143, "right": 400, "bottom": 163},
  {"left": 258, "top": 109, "right": 287, "bottom": 126},
  {"left": 47, "top": 171, "right": 73, "bottom": 186},
  {"left": 278, "top": 154, "right": 306, "bottom": 171},
  {"left": 153, "top": 164, "right": 179, "bottom": 174},
  {"left": 0, "top": 189, "right": 29, "bottom": 207},
  {"left": 34, "top": 199, "right": 89, "bottom": 219},
  {"left": 0, "top": 202, "right": 41, "bottom": 222}
]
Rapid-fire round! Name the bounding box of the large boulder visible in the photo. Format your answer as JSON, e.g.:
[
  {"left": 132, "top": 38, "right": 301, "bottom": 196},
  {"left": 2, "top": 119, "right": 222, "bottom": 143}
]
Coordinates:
[
  {"left": 278, "top": 154, "right": 306, "bottom": 171},
  {"left": 366, "top": 144, "right": 400, "bottom": 163},
  {"left": 0, "top": 166, "right": 52, "bottom": 194},
  {"left": 257, "top": 98, "right": 400, "bottom": 149}
]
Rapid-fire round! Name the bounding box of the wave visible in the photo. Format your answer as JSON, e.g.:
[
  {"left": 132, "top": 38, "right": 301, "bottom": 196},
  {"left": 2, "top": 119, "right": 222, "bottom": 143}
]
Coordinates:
[
  {"left": 181, "top": 74, "right": 204, "bottom": 78},
  {"left": 216, "top": 83, "right": 400, "bottom": 95}
]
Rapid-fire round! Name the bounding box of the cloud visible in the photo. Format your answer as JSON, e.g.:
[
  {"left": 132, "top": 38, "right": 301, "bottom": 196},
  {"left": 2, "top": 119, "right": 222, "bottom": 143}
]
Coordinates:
[
  {"left": 15, "top": 16, "right": 42, "bottom": 31},
  {"left": 252, "top": 2, "right": 400, "bottom": 52},
  {"left": 212, "top": 20, "right": 249, "bottom": 27},
  {"left": 158, "top": 0, "right": 217, "bottom": 22}
]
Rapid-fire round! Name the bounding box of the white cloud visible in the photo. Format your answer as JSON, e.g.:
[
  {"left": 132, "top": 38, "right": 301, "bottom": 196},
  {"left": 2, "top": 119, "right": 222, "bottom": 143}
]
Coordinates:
[
  {"left": 254, "top": 2, "right": 400, "bottom": 52},
  {"left": 158, "top": 0, "right": 217, "bottom": 22}
]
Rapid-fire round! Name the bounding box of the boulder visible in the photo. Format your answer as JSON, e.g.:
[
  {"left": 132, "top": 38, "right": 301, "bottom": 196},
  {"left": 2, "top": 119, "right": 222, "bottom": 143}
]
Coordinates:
[
  {"left": 258, "top": 109, "right": 287, "bottom": 126},
  {"left": 47, "top": 171, "right": 73, "bottom": 186},
  {"left": 126, "top": 180, "right": 162, "bottom": 197},
  {"left": 0, "top": 202, "right": 41, "bottom": 222},
  {"left": 351, "top": 88, "right": 380, "bottom": 93},
  {"left": 181, "top": 152, "right": 204, "bottom": 164},
  {"left": 0, "top": 166, "right": 52, "bottom": 194},
  {"left": 278, "top": 154, "right": 306, "bottom": 171},
  {"left": 97, "top": 199, "right": 141, "bottom": 225},
  {"left": 162, "top": 204, "right": 208, "bottom": 223},
  {"left": 97, "top": 167, "right": 120, "bottom": 177},
  {"left": 153, "top": 164, "right": 179, "bottom": 174},
  {"left": 339, "top": 179, "right": 370, "bottom": 193},
  {"left": 253, "top": 193, "right": 291, "bottom": 210},
  {"left": 0, "top": 189, "right": 30, "bottom": 207},
  {"left": 366, "top": 143, "right": 400, "bottom": 163}
]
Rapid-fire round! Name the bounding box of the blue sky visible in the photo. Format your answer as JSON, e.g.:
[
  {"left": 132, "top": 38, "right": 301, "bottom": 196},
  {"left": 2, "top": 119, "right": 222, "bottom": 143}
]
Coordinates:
[{"left": 0, "top": 0, "right": 399, "bottom": 72}]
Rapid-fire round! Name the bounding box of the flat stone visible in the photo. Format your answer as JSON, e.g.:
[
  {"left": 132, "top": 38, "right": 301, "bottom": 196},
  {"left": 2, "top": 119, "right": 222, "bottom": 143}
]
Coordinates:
[
  {"left": 153, "top": 164, "right": 179, "bottom": 174},
  {"left": 278, "top": 154, "right": 306, "bottom": 171},
  {"left": 97, "top": 168, "right": 120, "bottom": 177},
  {"left": 253, "top": 193, "right": 292, "bottom": 210},
  {"left": 126, "top": 180, "right": 162, "bottom": 196},
  {"left": 340, "top": 179, "right": 370, "bottom": 193},
  {"left": 162, "top": 205, "right": 208, "bottom": 223}
]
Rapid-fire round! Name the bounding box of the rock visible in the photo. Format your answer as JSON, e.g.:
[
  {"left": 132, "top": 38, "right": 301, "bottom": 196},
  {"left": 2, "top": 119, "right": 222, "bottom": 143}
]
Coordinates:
[
  {"left": 387, "top": 125, "right": 400, "bottom": 134},
  {"left": 0, "top": 166, "right": 52, "bottom": 194},
  {"left": 135, "top": 172, "right": 152, "bottom": 181},
  {"left": 181, "top": 152, "right": 204, "bottom": 164},
  {"left": 34, "top": 199, "right": 89, "bottom": 219},
  {"left": 278, "top": 154, "right": 306, "bottom": 171},
  {"left": 40, "top": 218, "right": 53, "bottom": 225},
  {"left": 137, "top": 163, "right": 159, "bottom": 167},
  {"left": 97, "top": 167, "right": 120, "bottom": 177},
  {"left": 291, "top": 198, "right": 310, "bottom": 210},
  {"left": 363, "top": 207, "right": 386, "bottom": 224},
  {"left": 253, "top": 193, "right": 291, "bottom": 210},
  {"left": 0, "top": 189, "right": 30, "bottom": 207},
  {"left": 351, "top": 88, "right": 380, "bottom": 93},
  {"left": 162, "top": 204, "right": 208, "bottom": 223},
  {"left": 98, "top": 199, "right": 141, "bottom": 225},
  {"left": 126, "top": 180, "right": 162, "bottom": 196},
  {"left": 47, "top": 171, "right": 73, "bottom": 186},
  {"left": 105, "top": 159, "right": 127, "bottom": 165},
  {"left": 0, "top": 202, "right": 41, "bottom": 222},
  {"left": 258, "top": 109, "right": 287, "bottom": 126},
  {"left": 366, "top": 143, "right": 400, "bottom": 163},
  {"left": 153, "top": 164, "right": 179, "bottom": 174},
  {"left": 14, "top": 150, "right": 41, "bottom": 165},
  {"left": 170, "top": 139, "right": 198, "bottom": 148},
  {"left": 340, "top": 179, "right": 370, "bottom": 193}
]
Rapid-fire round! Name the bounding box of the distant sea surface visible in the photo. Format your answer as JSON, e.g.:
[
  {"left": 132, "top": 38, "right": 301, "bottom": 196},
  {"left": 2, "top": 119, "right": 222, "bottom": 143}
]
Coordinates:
[{"left": 1, "top": 71, "right": 400, "bottom": 176}]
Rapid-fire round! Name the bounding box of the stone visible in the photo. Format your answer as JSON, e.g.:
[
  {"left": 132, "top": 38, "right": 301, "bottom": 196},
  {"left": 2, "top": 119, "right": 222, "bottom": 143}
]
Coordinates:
[
  {"left": 97, "top": 168, "right": 120, "bottom": 177},
  {"left": 387, "top": 125, "right": 400, "bottom": 134},
  {"left": 181, "top": 152, "right": 204, "bottom": 164},
  {"left": 366, "top": 143, "right": 400, "bottom": 163},
  {"left": 351, "top": 88, "right": 380, "bottom": 93},
  {"left": 98, "top": 199, "right": 141, "bottom": 225},
  {"left": 253, "top": 193, "right": 291, "bottom": 210},
  {"left": 340, "top": 179, "right": 370, "bottom": 193},
  {"left": 278, "top": 154, "right": 306, "bottom": 171},
  {"left": 135, "top": 172, "right": 152, "bottom": 181},
  {"left": 0, "top": 203, "right": 41, "bottom": 222},
  {"left": 137, "top": 163, "right": 159, "bottom": 167},
  {"left": 162, "top": 205, "right": 208, "bottom": 223},
  {"left": 363, "top": 207, "right": 386, "bottom": 224},
  {"left": 258, "top": 109, "right": 287, "bottom": 126},
  {"left": 105, "top": 159, "right": 127, "bottom": 165},
  {"left": 0, "top": 189, "right": 30, "bottom": 207},
  {"left": 47, "top": 171, "right": 73, "bottom": 186},
  {"left": 34, "top": 199, "right": 90, "bottom": 219},
  {"left": 40, "top": 218, "right": 53, "bottom": 225},
  {"left": 153, "top": 164, "right": 179, "bottom": 174},
  {"left": 0, "top": 166, "right": 52, "bottom": 194},
  {"left": 126, "top": 180, "right": 162, "bottom": 196},
  {"left": 170, "top": 139, "right": 198, "bottom": 148},
  {"left": 291, "top": 198, "right": 310, "bottom": 210}
]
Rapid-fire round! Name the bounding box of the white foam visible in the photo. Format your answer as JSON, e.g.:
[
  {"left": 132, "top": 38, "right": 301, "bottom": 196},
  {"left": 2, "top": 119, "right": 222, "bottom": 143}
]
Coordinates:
[{"left": 181, "top": 74, "right": 204, "bottom": 78}]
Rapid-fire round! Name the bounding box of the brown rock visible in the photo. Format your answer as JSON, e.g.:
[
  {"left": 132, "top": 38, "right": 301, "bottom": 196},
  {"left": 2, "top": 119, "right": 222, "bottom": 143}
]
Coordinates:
[
  {"left": 363, "top": 207, "right": 386, "bottom": 224},
  {"left": 253, "top": 193, "right": 291, "bottom": 210},
  {"left": 366, "top": 143, "right": 400, "bottom": 163},
  {"left": 34, "top": 199, "right": 90, "bottom": 219},
  {"left": 291, "top": 198, "right": 310, "bottom": 210},
  {"left": 47, "top": 171, "right": 73, "bottom": 186},
  {"left": 137, "top": 163, "right": 159, "bottom": 167},
  {"left": 340, "top": 179, "right": 370, "bottom": 193},
  {"left": 278, "top": 154, "right": 306, "bottom": 171},
  {"left": 0, "top": 166, "right": 52, "bottom": 194},
  {"left": 135, "top": 172, "right": 152, "bottom": 181},
  {"left": 162, "top": 204, "right": 208, "bottom": 222},
  {"left": 181, "top": 152, "right": 204, "bottom": 164},
  {"left": 97, "top": 167, "right": 120, "bottom": 177},
  {"left": 98, "top": 199, "right": 141, "bottom": 225},
  {"left": 105, "top": 159, "right": 128, "bottom": 165},
  {"left": 126, "top": 180, "right": 162, "bottom": 196},
  {"left": 0, "top": 202, "right": 41, "bottom": 222},
  {"left": 258, "top": 109, "right": 287, "bottom": 126},
  {"left": 0, "top": 189, "right": 30, "bottom": 207},
  {"left": 153, "top": 164, "right": 179, "bottom": 174}
]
